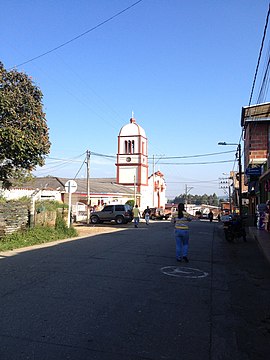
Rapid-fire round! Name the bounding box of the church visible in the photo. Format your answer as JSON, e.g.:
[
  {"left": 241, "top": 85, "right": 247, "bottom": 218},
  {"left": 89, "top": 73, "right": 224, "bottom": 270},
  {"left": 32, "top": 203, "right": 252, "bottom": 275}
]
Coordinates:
[
  {"left": 3, "top": 116, "right": 167, "bottom": 211},
  {"left": 115, "top": 115, "right": 167, "bottom": 209}
]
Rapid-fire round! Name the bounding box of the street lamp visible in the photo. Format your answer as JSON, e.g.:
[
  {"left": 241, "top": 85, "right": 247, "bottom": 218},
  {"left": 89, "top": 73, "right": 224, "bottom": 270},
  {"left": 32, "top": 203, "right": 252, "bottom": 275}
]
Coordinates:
[{"left": 218, "top": 142, "right": 242, "bottom": 218}]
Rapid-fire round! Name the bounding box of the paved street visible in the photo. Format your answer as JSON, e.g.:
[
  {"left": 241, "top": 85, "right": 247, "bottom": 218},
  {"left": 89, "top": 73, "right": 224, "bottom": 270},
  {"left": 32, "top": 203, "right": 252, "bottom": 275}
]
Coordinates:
[{"left": 0, "top": 220, "right": 270, "bottom": 360}]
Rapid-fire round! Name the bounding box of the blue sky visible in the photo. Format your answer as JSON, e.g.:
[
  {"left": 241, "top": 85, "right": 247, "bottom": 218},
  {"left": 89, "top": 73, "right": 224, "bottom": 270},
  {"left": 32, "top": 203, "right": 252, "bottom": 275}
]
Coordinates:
[{"left": 1, "top": 0, "right": 270, "bottom": 198}]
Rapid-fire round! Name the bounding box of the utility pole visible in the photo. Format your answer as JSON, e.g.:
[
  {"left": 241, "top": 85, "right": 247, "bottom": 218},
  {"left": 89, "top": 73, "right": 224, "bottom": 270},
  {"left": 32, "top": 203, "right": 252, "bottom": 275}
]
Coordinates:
[
  {"left": 134, "top": 174, "right": 137, "bottom": 205},
  {"left": 185, "top": 184, "right": 193, "bottom": 208},
  {"left": 219, "top": 175, "right": 232, "bottom": 212},
  {"left": 86, "top": 150, "right": 91, "bottom": 224},
  {"left": 218, "top": 141, "right": 243, "bottom": 217}
]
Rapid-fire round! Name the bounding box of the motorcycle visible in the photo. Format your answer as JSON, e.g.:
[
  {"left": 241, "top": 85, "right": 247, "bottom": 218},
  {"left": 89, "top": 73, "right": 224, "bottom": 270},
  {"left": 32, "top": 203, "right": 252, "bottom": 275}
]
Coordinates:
[{"left": 223, "top": 214, "right": 247, "bottom": 242}]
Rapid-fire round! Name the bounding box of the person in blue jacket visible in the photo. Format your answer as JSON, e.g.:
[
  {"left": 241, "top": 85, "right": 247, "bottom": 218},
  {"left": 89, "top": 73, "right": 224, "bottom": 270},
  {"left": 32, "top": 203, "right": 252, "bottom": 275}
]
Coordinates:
[{"left": 171, "top": 203, "right": 192, "bottom": 262}]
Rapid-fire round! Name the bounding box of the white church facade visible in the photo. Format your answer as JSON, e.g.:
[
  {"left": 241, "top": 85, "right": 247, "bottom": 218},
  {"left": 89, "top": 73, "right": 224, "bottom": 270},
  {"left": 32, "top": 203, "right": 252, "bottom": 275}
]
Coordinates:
[
  {"left": 116, "top": 116, "right": 167, "bottom": 210},
  {"left": 4, "top": 116, "right": 167, "bottom": 211}
]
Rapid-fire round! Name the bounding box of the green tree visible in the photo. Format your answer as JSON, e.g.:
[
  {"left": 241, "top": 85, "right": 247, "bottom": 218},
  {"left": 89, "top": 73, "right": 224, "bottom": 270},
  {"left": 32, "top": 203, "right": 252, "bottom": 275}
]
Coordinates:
[
  {"left": 126, "top": 199, "right": 134, "bottom": 208},
  {"left": 211, "top": 193, "right": 219, "bottom": 206},
  {"left": 0, "top": 62, "right": 50, "bottom": 188},
  {"left": 169, "top": 193, "right": 221, "bottom": 206}
]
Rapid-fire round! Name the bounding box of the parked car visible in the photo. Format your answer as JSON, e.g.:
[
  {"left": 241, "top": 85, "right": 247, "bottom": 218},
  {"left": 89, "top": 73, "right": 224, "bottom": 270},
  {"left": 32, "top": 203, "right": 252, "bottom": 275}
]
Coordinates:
[
  {"left": 142, "top": 207, "right": 169, "bottom": 220},
  {"left": 90, "top": 204, "right": 133, "bottom": 225},
  {"left": 165, "top": 205, "right": 178, "bottom": 219}
]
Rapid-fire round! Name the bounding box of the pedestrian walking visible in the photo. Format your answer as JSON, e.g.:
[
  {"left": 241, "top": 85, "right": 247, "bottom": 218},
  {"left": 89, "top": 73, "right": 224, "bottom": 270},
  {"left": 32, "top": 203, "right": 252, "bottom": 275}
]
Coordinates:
[
  {"left": 171, "top": 203, "right": 192, "bottom": 262},
  {"left": 208, "top": 210, "right": 214, "bottom": 222},
  {"left": 132, "top": 204, "right": 140, "bottom": 228},
  {"left": 143, "top": 206, "right": 151, "bottom": 225}
]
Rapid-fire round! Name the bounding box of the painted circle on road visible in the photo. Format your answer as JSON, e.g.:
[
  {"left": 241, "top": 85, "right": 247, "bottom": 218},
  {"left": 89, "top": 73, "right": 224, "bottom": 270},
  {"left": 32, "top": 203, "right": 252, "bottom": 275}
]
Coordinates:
[{"left": 161, "top": 266, "right": 209, "bottom": 279}]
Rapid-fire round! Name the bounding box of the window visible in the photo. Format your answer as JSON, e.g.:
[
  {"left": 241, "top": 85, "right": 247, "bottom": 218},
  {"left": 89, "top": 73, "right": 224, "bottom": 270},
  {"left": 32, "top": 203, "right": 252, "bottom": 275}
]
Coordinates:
[
  {"left": 115, "top": 205, "right": 124, "bottom": 211},
  {"left": 103, "top": 205, "right": 113, "bottom": 212},
  {"left": 124, "top": 140, "right": 135, "bottom": 154}
]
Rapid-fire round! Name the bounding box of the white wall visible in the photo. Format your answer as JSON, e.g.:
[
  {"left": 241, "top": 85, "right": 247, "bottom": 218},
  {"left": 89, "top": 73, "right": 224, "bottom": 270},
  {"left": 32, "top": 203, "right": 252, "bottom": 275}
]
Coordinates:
[
  {"left": 3, "top": 189, "right": 62, "bottom": 202},
  {"left": 118, "top": 166, "right": 137, "bottom": 184}
]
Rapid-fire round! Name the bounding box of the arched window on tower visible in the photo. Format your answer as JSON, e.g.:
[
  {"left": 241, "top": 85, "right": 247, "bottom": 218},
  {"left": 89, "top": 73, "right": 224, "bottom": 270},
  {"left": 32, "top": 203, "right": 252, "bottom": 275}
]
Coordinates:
[
  {"left": 132, "top": 140, "right": 135, "bottom": 154},
  {"left": 125, "top": 141, "right": 128, "bottom": 154},
  {"left": 127, "top": 140, "right": 132, "bottom": 154}
]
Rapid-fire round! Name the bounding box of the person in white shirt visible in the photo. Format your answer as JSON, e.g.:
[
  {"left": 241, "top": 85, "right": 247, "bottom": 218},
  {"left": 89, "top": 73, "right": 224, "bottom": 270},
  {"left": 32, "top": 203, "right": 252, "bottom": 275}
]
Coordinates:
[
  {"left": 171, "top": 203, "right": 192, "bottom": 262},
  {"left": 143, "top": 206, "right": 151, "bottom": 225}
]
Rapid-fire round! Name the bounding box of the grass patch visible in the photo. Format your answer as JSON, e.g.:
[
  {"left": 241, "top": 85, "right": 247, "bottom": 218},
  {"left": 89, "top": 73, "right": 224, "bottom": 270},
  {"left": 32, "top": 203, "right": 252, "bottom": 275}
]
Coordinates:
[{"left": 0, "top": 223, "right": 78, "bottom": 251}]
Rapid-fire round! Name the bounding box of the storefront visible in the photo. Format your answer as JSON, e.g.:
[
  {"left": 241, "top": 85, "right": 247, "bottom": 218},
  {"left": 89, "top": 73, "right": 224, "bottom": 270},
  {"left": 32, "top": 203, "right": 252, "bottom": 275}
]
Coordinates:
[{"left": 259, "top": 168, "right": 270, "bottom": 204}]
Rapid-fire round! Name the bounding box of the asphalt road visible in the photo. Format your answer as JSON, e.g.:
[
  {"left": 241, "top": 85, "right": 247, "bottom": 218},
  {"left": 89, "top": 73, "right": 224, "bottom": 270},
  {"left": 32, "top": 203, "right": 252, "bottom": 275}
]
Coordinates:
[{"left": 0, "top": 220, "right": 270, "bottom": 360}]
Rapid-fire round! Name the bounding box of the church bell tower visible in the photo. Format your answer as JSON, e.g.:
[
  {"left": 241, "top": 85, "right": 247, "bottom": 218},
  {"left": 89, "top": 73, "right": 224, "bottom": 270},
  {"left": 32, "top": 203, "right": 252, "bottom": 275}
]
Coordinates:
[{"left": 116, "top": 116, "right": 148, "bottom": 191}]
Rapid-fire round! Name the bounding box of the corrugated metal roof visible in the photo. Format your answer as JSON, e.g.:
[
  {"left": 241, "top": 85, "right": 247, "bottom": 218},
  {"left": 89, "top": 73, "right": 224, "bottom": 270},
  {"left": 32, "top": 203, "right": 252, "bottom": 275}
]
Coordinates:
[
  {"left": 10, "top": 177, "right": 65, "bottom": 190},
  {"left": 58, "top": 177, "right": 134, "bottom": 195},
  {"left": 241, "top": 102, "right": 270, "bottom": 126},
  {"left": 11, "top": 176, "right": 134, "bottom": 195}
]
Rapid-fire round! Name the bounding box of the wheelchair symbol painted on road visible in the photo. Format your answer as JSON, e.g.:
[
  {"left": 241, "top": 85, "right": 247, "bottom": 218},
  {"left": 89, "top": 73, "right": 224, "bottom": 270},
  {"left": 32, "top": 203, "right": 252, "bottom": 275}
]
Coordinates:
[{"left": 161, "top": 266, "right": 209, "bottom": 279}]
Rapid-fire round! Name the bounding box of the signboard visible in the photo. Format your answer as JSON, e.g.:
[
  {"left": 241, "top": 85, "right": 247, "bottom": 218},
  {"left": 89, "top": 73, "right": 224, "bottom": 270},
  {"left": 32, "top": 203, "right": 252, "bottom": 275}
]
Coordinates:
[
  {"left": 65, "top": 180, "right": 77, "bottom": 228},
  {"left": 245, "top": 167, "right": 261, "bottom": 176},
  {"left": 65, "top": 180, "right": 77, "bottom": 194}
]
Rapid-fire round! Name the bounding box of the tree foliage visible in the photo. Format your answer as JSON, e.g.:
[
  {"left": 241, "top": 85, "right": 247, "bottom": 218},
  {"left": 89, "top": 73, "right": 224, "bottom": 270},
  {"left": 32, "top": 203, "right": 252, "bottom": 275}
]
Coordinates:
[
  {"left": 0, "top": 62, "right": 50, "bottom": 188},
  {"left": 169, "top": 193, "right": 219, "bottom": 206}
]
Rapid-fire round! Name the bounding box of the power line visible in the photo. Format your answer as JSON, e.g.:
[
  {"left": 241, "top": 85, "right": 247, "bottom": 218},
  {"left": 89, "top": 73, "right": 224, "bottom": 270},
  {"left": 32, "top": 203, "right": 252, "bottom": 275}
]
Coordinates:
[
  {"left": 241, "top": 4, "right": 270, "bottom": 172},
  {"left": 73, "top": 155, "right": 87, "bottom": 180},
  {"left": 43, "top": 150, "right": 234, "bottom": 168},
  {"left": 46, "top": 157, "right": 83, "bottom": 163},
  {"left": 155, "top": 150, "right": 235, "bottom": 159},
  {"left": 90, "top": 151, "right": 116, "bottom": 159},
  {"left": 90, "top": 149, "right": 235, "bottom": 160},
  {"left": 167, "top": 180, "right": 219, "bottom": 184},
  {"left": 157, "top": 160, "right": 234, "bottom": 165},
  {"left": 34, "top": 153, "right": 86, "bottom": 174},
  {"left": 248, "top": 2, "right": 270, "bottom": 106},
  {"left": 10, "top": 0, "right": 144, "bottom": 69}
]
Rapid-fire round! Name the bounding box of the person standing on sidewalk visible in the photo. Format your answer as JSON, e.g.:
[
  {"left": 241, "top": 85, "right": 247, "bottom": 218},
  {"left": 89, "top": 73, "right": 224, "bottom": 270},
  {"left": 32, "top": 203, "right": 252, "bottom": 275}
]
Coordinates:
[
  {"left": 171, "top": 203, "right": 192, "bottom": 262},
  {"left": 132, "top": 204, "right": 141, "bottom": 228}
]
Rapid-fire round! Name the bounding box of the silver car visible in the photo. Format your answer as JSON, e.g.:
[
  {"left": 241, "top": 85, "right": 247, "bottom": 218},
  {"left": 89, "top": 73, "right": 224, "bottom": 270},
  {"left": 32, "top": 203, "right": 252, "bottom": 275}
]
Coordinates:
[{"left": 90, "top": 204, "right": 133, "bottom": 225}]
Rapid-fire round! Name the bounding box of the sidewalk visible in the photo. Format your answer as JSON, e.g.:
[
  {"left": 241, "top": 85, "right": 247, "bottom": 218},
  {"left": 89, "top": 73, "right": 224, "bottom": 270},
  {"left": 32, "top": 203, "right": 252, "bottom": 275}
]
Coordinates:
[{"left": 248, "top": 226, "right": 270, "bottom": 265}]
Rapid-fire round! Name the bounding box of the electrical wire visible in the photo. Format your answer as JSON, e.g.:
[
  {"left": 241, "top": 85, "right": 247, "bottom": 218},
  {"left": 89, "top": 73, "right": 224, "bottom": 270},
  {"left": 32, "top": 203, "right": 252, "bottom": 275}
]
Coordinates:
[
  {"left": 10, "top": 0, "right": 144, "bottom": 69},
  {"left": 33, "top": 153, "right": 86, "bottom": 174},
  {"left": 73, "top": 155, "right": 87, "bottom": 180},
  {"left": 257, "top": 48, "right": 270, "bottom": 103},
  {"left": 41, "top": 149, "right": 235, "bottom": 169},
  {"left": 167, "top": 180, "right": 219, "bottom": 184},
  {"left": 90, "top": 151, "right": 116, "bottom": 159},
  {"left": 153, "top": 150, "right": 235, "bottom": 159},
  {"left": 89, "top": 149, "right": 236, "bottom": 160},
  {"left": 248, "top": 2, "right": 270, "bottom": 106},
  {"left": 157, "top": 160, "right": 234, "bottom": 165},
  {"left": 240, "top": 4, "right": 270, "bottom": 175}
]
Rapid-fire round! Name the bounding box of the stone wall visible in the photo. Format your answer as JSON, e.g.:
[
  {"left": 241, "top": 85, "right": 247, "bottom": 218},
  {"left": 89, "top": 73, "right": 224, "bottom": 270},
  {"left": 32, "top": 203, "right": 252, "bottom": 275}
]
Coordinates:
[
  {"left": 0, "top": 202, "right": 69, "bottom": 238},
  {"left": 0, "top": 202, "right": 29, "bottom": 238}
]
